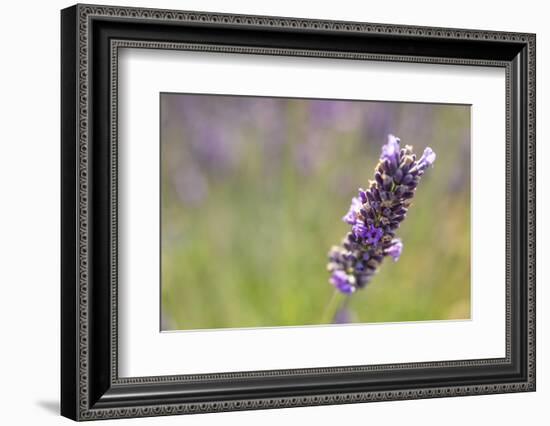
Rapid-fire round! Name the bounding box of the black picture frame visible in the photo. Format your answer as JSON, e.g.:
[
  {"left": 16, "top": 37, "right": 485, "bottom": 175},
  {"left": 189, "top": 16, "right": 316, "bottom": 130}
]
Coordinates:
[{"left": 61, "top": 4, "right": 536, "bottom": 421}]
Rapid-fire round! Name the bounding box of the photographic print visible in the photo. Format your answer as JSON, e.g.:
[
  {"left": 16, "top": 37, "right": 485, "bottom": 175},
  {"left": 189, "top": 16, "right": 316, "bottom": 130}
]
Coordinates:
[{"left": 160, "top": 93, "right": 471, "bottom": 331}]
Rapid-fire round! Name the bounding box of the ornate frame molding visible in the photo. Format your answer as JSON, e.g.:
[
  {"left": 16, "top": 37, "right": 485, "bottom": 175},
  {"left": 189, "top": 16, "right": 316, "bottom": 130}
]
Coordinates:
[{"left": 61, "top": 4, "right": 535, "bottom": 421}]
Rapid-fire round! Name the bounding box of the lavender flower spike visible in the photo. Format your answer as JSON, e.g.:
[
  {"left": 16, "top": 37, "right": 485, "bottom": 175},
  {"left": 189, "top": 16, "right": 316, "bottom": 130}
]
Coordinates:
[{"left": 327, "top": 135, "right": 436, "bottom": 293}]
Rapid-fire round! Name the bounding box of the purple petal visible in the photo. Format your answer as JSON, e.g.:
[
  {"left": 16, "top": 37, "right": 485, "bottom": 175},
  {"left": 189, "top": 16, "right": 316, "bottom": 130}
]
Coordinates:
[
  {"left": 358, "top": 188, "right": 368, "bottom": 204},
  {"left": 385, "top": 239, "right": 403, "bottom": 262},
  {"left": 380, "top": 134, "right": 401, "bottom": 168},
  {"left": 342, "top": 196, "right": 362, "bottom": 225},
  {"left": 418, "top": 147, "right": 436, "bottom": 168},
  {"left": 330, "top": 271, "right": 356, "bottom": 294}
]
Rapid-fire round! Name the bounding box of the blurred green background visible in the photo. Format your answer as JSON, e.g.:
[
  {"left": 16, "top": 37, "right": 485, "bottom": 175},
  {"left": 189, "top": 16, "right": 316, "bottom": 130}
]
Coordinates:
[{"left": 160, "top": 93, "right": 470, "bottom": 330}]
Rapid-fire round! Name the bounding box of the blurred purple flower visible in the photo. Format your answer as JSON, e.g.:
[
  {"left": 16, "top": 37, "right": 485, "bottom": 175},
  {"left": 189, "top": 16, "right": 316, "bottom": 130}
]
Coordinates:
[
  {"left": 192, "top": 125, "right": 237, "bottom": 171},
  {"left": 418, "top": 147, "right": 436, "bottom": 169},
  {"left": 330, "top": 270, "right": 356, "bottom": 294},
  {"left": 365, "top": 225, "right": 384, "bottom": 245},
  {"left": 352, "top": 222, "right": 383, "bottom": 245},
  {"left": 385, "top": 239, "right": 403, "bottom": 262},
  {"left": 343, "top": 197, "right": 362, "bottom": 225},
  {"left": 170, "top": 95, "right": 245, "bottom": 174},
  {"left": 173, "top": 167, "right": 209, "bottom": 207},
  {"left": 327, "top": 134, "right": 436, "bottom": 293},
  {"left": 294, "top": 137, "right": 321, "bottom": 176},
  {"left": 381, "top": 134, "right": 401, "bottom": 170},
  {"left": 308, "top": 100, "right": 360, "bottom": 132},
  {"left": 363, "top": 105, "right": 396, "bottom": 142}
]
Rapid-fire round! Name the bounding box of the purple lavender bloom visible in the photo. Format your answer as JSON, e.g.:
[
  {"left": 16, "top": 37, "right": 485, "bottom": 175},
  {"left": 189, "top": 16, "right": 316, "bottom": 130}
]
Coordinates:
[
  {"left": 352, "top": 222, "right": 384, "bottom": 245},
  {"left": 308, "top": 100, "right": 360, "bottom": 132},
  {"left": 327, "top": 134, "right": 436, "bottom": 294},
  {"left": 418, "top": 147, "right": 436, "bottom": 169},
  {"left": 381, "top": 134, "right": 401, "bottom": 169},
  {"left": 351, "top": 221, "right": 368, "bottom": 239},
  {"left": 365, "top": 225, "right": 384, "bottom": 245},
  {"left": 358, "top": 188, "right": 368, "bottom": 203},
  {"left": 173, "top": 167, "right": 209, "bottom": 207},
  {"left": 342, "top": 197, "right": 362, "bottom": 225},
  {"left": 330, "top": 270, "right": 356, "bottom": 294},
  {"left": 385, "top": 239, "right": 403, "bottom": 262}
]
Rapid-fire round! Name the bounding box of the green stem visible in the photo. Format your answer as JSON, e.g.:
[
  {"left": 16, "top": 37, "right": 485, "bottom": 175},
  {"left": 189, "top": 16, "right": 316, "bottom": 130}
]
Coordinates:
[
  {"left": 321, "top": 290, "right": 350, "bottom": 324},
  {"left": 321, "top": 290, "right": 339, "bottom": 324}
]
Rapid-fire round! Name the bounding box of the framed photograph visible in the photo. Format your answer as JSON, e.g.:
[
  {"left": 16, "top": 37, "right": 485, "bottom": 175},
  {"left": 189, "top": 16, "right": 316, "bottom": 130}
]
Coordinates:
[{"left": 61, "top": 4, "right": 536, "bottom": 421}]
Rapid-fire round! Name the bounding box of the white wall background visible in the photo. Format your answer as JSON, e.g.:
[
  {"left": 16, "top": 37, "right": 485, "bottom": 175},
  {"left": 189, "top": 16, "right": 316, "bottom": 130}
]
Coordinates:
[{"left": 0, "top": 0, "right": 546, "bottom": 424}]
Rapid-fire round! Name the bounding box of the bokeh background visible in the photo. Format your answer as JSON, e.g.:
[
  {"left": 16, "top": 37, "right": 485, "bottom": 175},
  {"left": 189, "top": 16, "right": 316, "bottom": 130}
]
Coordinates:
[{"left": 160, "top": 93, "right": 470, "bottom": 331}]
